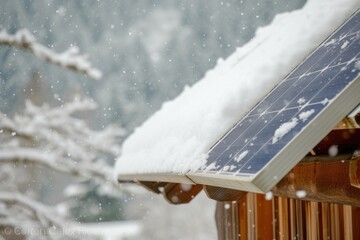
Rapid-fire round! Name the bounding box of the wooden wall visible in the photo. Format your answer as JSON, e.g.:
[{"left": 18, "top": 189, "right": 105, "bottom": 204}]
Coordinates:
[{"left": 216, "top": 193, "right": 360, "bottom": 240}]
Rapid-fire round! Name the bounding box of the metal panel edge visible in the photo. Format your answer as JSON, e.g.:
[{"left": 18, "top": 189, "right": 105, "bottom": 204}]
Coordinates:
[
  {"left": 186, "top": 172, "right": 262, "bottom": 193},
  {"left": 117, "top": 172, "right": 195, "bottom": 185},
  {"left": 252, "top": 76, "right": 360, "bottom": 192}
]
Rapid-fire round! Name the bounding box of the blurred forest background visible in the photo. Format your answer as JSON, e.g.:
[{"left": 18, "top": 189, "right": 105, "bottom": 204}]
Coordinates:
[{"left": 0, "top": 0, "right": 305, "bottom": 239}]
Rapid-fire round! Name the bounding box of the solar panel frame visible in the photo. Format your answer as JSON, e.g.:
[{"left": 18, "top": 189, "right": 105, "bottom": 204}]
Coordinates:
[
  {"left": 117, "top": 172, "right": 196, "bottom": 184},
  {"left": 187, "top": 9, "right": 360, "bottom": 193}
]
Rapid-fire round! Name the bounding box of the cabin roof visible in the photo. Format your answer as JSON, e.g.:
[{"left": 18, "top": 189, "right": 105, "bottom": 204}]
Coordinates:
[{"left": 115, "top": 1, "right": 360, "bottom": 198}]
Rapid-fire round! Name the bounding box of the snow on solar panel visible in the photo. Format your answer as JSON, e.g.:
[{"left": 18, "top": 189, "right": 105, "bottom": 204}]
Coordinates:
[{"left": 188, "top": 10, "right": 360, "bottom": 193}]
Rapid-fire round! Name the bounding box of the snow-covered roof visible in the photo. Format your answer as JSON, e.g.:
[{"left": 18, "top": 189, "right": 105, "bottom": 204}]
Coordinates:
[{"left": 115, "top": 0, "right": 360, "bottom": 184}]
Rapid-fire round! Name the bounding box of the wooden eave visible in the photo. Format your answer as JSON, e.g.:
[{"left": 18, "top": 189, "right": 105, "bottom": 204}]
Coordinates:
[{"left": 125, "top": 114, "right": 360, "bottom": 205}]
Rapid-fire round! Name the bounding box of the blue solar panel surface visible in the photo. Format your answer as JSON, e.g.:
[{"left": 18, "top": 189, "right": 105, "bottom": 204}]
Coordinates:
[{"left": 198, "top": 11, "right": 360, "bottom": 177}]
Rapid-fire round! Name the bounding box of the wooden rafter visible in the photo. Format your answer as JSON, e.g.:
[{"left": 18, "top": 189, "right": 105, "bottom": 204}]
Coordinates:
[
  {"left": 162, "top": 183, "right": 203, "bottom": 204},
  {"left": 272, "top": 156, "right": 360, "bottom": 207},
  {"left": 349, "top": 156, "right": 360, "bottom": 189},
  {"left": 204, "top": 185, "right": 247, "bottom": 202}
]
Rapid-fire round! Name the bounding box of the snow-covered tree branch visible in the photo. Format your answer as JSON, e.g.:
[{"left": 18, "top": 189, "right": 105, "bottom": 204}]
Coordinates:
[
  {"left": 0, "top": 191, "right": 66, "bottom": 231},
  {"left": 0, "top": 26, "right": 128, "bottom": 239},
  {"left": 0, "top": 192, "right": 99, "bottom": 240},
  {"left": 0, "top": 29, "right": 102, "bottom": 80},
  {"left": 0, "top": 97, "right": 124, "bottom": 187},
  {"left": 0, "top": 149, "right": 114, "bottom": 187},
  {"left": 0, "top": 98, "right": 126, "bottom": 239}
]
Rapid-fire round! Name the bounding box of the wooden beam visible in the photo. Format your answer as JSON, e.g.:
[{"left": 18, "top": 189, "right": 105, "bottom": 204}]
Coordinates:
[
  {"left": 272, "top": 156, "right": 360, "bottom": 207},
  {"left": 310, "top": 128, "right": 360, "bottom": 155},
  {"left": 203, "top": 185, "right": 247, "bottom": 202},
  {"left": 350, "top": 157, "right": 360, "bottom": 189},
  {"left": 207, "top": 156, "right": 360, "bottom": 207},
  {"left": 136, "top": 181, "right": 202, "bottom": 204},
  {"left": 162, "top": 183, "right": 203, "bottom": 204},
  {"left": 355, "top": 112, "right": 360, "bottom": 126}
]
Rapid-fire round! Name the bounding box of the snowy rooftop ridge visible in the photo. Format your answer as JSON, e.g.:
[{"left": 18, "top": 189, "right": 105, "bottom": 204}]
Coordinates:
[{"left": 115, "top": 0, "right": 360, "bottom": 178}]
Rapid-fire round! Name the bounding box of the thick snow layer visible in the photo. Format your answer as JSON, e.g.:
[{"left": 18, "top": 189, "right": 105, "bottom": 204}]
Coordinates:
[{"left": 115, "top": 0, "right": 360, "bottom": 176}]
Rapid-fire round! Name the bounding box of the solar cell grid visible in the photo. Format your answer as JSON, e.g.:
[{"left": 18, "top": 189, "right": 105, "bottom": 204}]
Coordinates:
[{"left": 193, "top": 10, "right": 360, "bottom": 187}]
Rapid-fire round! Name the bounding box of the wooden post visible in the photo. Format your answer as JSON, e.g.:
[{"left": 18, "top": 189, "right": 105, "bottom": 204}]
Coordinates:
[
  {"left": 278, "top": 197, "right": 289, "bottom": 240},
  {"left": 272, "top": 197, "right": 279, "bottom": 240},
  {"left": 247, "top": 193, "right": 256, "bottom": 240},
  {"left": 330, "top": 204, "right": 341, "bottom": 239},
  {"left": 215, "top": 201, "right": 239, "bottom": 240},
  {"left": 255, "top": 194, "right": 273, "bottom": 240},
  {"left": 295, "top": 200, "right": 304, "bottom": 240},
  {"left": 239, "top": 193, "right": 248, "bottom": 239},
  {"left": 351, "top": 206, "right": 360, "bottom": 239},
  {"left": 306, "top": 202, "right": 319, "bottom": 239},
  {"left": 321, "top": 203, "right": 330, "bottom": 240},
  {"left": 289, "top": 198, "right": 296, "bottom": 239},
  {"left": 343, "top": 205, "right": 353, "bottom": 240}
]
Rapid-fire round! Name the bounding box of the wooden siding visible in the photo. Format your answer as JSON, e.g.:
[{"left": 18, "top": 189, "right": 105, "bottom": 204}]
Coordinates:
[{"left": 216, "top": 194, "right": 360, "bottom": 240}]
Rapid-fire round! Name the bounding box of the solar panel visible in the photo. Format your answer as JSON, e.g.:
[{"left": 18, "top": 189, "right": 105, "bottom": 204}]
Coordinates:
[{"left": 188, "top": 10, "right": 360, "bottom": 193}]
